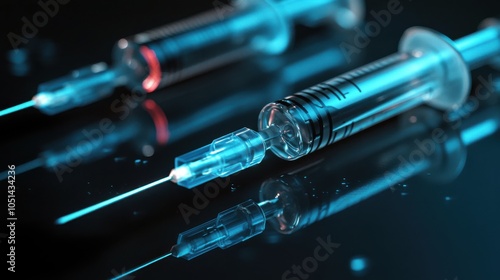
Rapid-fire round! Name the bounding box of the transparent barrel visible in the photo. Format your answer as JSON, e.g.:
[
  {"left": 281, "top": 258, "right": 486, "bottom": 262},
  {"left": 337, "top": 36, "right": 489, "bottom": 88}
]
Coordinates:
[
  {"left": 259, "top": 52, "right": 440, "bottom": 160},
  {"left": 257, "top": 26, "right": 499, "bottom": 160},
  {"left": 112, "top": 0, "right": 364, "bottom": 91}
]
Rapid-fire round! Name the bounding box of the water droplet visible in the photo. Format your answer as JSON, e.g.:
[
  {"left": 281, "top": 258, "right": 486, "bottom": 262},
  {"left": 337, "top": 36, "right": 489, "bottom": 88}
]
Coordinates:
[{"left": 350, "top": 256, "right": 369, "bottom": 274}]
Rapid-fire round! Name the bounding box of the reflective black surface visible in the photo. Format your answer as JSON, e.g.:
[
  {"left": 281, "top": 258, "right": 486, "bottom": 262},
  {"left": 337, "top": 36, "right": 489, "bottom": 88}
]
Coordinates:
[{"left": 1, "top": 1, "right": 500, "bottom": 279}]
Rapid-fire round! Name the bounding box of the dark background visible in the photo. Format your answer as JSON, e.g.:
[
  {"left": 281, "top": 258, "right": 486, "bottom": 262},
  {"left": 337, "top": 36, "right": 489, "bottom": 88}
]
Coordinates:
[{"left": 1, "top": 0, "right": 500, "bottom": 279}]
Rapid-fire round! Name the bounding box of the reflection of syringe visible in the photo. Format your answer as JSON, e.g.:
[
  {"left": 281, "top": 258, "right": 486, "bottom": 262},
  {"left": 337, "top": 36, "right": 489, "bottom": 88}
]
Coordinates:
[
  {"left": 0, "top": 0, "right": 364, "bottom": 117},
  {"left": 0, "top": 99, "right": 168, "bottom": 181},
  {"left": 111, "top": 84, "right": 500, "bottom": 280},
  {"left": 260, "top": 106, "right": 500, "bottom": 235}
]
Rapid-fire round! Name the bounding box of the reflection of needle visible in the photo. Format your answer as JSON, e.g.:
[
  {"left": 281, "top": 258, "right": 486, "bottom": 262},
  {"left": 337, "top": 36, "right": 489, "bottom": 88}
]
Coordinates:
[
  {"left": 110, "top": 252, "right": 173, "bottom": 280},
  {"left": 0, "top": 100, "right": 35, "bottom": 117},
  {"left": 0, "top": 158, "right": 44, "bottom": 181},
  {"left": 55, "top": 175, "right": 174, "bottom": 225}
]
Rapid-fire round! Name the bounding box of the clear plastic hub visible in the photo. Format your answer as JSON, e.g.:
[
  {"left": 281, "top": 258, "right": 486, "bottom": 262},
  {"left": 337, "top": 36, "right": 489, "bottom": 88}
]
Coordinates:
[{"left": 173, "top": 128, "right": 268, "bottom": 188}]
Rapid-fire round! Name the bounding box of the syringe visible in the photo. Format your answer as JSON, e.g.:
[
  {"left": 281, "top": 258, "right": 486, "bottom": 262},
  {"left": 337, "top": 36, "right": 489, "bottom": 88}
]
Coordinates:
[
  {"left": 0, "top": 0, "right": 364, "bottom": 117},
  {"left": 165, "top": 19, "right": 500, "bottom": 189}
]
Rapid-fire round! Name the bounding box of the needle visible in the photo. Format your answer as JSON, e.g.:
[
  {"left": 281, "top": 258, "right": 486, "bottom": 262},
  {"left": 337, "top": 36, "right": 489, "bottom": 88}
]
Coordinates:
[
  {"left": 110, "top": 252, "right": 173, "bottom": 280},
  {"left": 55, "top": 175, "right": 174, "bottom": 225},
  {"left": 0, "top": 100, "right": 35, "bottom": 117}
]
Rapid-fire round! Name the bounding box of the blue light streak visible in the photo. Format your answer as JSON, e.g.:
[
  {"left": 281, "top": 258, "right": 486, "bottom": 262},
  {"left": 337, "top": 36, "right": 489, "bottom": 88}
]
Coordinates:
[
  {"left": 110, "top": 253, "right": 172, "bottom": 280},
  {"left": 0, "top": 100, "right": 35, "bottom": 117},
  {"left": 0, "top": 158, "right": 44, "bottom": 181},
  {"left": 56, "top": 175, "right": 173, "bottom": 225}
]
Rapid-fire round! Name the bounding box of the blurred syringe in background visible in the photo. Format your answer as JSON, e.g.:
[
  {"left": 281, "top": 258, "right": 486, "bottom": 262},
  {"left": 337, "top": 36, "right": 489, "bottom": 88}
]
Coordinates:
[{"left": 0, "top": 0, "right": 364, "bottom": 117}]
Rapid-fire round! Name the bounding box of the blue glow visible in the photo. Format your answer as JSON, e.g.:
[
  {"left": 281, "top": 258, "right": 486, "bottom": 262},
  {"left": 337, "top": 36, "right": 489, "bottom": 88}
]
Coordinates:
[
  {"left": 168, "top": 46, "right": 341, "bottom": 144},
  {"left": 283, "top": 49, "right": 343, "bottom": 83},
  {"left": 0, "top": 158, "right": 44, "bottom": 181},
  {"left": 0, "top": 100, "right": 35, "bottom": 117},
  {"left": 350, "top": 257, "right": 367, "bottom": 272},
  {"left": 461, "top": 119, "right": 498, "bottom": 145},
  {"left": 8, "top": 49, "right": 31, "bottom": 76},
  {"left": 55, "top": 176, "right": 173, "bottom": 224},
  {"left": 169, "top": 93, "right": 260, "bottom": 143},
  {"left": 110, "top": 252, "right": 172, "bottom": 280},
  {"left": 174, "top": 128, "right": 266, "bottom": 189},
  {"left": 35, "top": 65, "right": 119, "bottom": 115},
  {"left": 43, "top": 123, "right": 138, "bottom": 169}
]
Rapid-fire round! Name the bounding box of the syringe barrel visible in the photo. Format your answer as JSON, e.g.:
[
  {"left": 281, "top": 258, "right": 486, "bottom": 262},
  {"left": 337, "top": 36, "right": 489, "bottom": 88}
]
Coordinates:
[
  {"left": 258, "top": 25, "right": 487, "bottom": 161},
  {"left": 258, "top": 52, "right": 439, "bottom": 160},
  {"left": 112, "top": 0, "right": 364, "bottom": 91},
  {"left": 172, "top": 200, "right": 266, "bottom": 260}
]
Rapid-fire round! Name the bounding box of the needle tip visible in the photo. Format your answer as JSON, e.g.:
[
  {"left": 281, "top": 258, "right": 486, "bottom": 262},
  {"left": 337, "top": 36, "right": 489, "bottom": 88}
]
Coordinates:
[{"left": 110, "top": 252, "right": 173, "bottom": 280}]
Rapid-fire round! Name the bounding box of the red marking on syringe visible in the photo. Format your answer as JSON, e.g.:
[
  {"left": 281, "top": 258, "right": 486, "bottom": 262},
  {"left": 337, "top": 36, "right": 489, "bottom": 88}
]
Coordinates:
[
  {"left": 140, "top": 46, "right": 161, "bottom": 93},
  {"left": 143, "top": 99, "right": 170, "bottom": 145}
]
